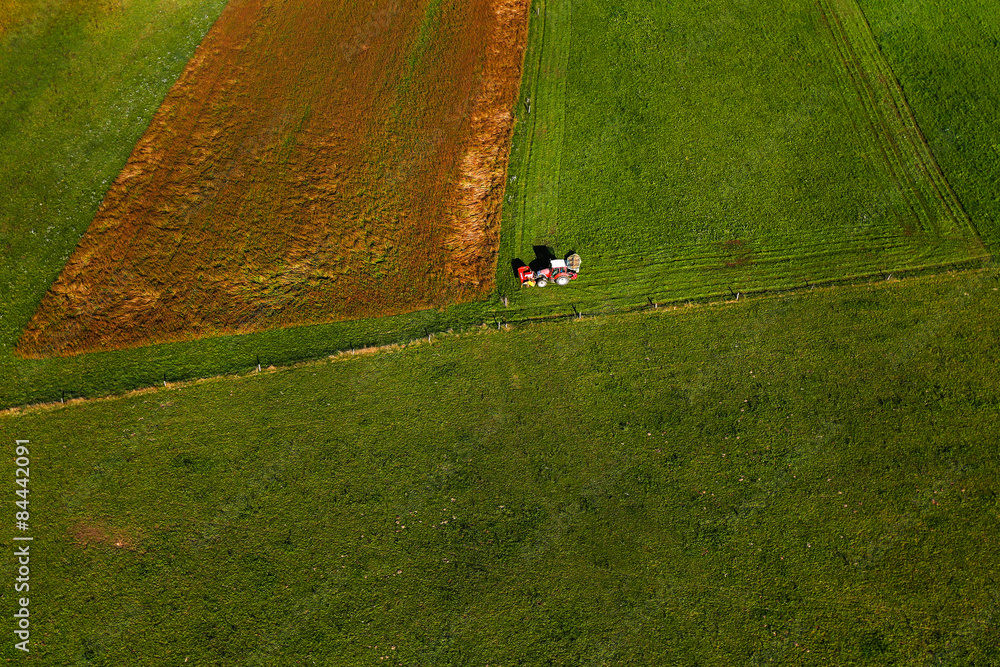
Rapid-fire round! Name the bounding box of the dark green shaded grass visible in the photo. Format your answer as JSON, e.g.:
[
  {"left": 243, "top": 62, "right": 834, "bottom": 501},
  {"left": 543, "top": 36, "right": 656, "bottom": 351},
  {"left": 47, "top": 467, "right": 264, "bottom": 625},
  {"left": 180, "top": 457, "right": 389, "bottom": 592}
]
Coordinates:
[
  {"left": 856, "top": 0, "right": 1000, "bottom": 252},
  {"left": 498, "top": 0, "right": 986, "bottom": 314},
  {"left": 3, "top": 298, "right": 496, "bottom": 410},
  {"left": 2, "top": 268, "right": 999, "bottom": 664}
]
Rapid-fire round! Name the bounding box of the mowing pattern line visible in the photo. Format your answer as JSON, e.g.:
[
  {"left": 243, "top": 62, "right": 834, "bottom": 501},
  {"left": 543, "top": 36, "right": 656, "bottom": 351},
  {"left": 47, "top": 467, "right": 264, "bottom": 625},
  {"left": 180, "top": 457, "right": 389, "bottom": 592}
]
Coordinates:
[
  {"left": 494, "top": 0, "right": 986, "bottom": 319},
  {"left": 508, "top": 0, "right": 571, "bottom": 260},
  {"left": 817, "top": 0, "right": 979, "bottom": 241}
]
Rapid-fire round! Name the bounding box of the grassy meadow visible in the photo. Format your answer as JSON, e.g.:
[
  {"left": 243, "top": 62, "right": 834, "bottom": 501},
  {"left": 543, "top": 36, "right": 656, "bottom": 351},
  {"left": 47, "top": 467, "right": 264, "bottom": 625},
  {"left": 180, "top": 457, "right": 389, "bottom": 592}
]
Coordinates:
[
  {"left": 499, "top": 0, "right": 988, "bottom": 316},
  {"left": 2, "top": 1, "right": 999, "bottom": 662},
  {"left": 2, "top": 268, "right": 999, "bottom": 664}
]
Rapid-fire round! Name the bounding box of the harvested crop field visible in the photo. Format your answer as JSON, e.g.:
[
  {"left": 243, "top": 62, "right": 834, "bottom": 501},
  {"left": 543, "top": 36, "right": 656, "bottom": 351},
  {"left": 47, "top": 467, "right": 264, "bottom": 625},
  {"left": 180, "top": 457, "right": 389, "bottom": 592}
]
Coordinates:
[{"left": 18, "top": 0, "right": 529, "bottom": 357}]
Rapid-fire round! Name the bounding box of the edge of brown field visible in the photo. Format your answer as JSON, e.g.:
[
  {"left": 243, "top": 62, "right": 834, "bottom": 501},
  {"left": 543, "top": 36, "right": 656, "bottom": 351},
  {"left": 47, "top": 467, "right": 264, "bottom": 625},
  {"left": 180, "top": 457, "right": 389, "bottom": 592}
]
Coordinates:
[
  {"left": 16, "top": 0, "right": 530, "bottom": 358},
  {"left": 442, "top": 0, "right": 529, "bottom": 287}
]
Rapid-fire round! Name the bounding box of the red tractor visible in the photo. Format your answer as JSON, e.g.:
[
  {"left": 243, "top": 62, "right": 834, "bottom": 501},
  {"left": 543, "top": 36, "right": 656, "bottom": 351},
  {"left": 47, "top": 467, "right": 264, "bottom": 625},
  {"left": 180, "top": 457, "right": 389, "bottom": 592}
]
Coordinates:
[{"left": 517, "top": 253, "right": 581, "bottom": 287}]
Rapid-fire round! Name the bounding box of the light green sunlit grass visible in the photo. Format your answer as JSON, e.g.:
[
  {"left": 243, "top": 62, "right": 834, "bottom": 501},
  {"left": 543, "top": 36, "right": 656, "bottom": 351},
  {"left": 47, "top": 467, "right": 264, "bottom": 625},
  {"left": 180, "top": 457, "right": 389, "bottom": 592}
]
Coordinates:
[{"left": 499, "top": 0, "right": 986, "bottom": 316}]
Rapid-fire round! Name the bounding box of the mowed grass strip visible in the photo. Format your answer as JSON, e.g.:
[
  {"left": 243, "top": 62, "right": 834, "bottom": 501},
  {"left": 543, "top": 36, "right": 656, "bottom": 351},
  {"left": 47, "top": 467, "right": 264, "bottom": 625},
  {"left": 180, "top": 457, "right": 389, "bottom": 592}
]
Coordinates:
[
  {"left": 498, "top": 0, "right": 985, "bottom": 315},
  {"left": 17, "top": 0, "right": 529, "bottom": 358},
  {"left": 2, "top": 269, "right": 999, "bottom": 663},
  {"left": 818, "top": 0, "right": 974, "bottom": 240}
]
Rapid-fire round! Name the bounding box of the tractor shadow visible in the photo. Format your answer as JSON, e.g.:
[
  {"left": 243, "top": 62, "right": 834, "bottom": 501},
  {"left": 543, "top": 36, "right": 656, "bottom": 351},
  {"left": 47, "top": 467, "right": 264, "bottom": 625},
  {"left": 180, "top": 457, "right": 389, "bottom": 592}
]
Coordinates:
[
  {"left": 529, "top": 245, "right": 556, "bottom": 271},
  {"left": 510, "top": 246, "right": 554, "bottom": 277}
]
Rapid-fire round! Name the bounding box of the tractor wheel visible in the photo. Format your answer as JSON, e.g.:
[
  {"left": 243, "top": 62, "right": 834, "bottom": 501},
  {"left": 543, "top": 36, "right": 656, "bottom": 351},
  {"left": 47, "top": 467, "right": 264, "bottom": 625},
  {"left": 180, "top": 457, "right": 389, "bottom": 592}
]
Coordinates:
[
  {"left": 555, "top": 275, "right": 570, "bottom": 286},
  {"left": 535, "top": 278, "right": 548, "bottom": 287}
]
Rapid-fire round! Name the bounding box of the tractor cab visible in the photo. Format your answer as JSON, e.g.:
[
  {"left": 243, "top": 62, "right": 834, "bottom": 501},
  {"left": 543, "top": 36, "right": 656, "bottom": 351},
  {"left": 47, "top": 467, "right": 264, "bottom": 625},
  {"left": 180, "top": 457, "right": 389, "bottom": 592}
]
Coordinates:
[{"left": 547, "top": 259, "right": 573, "bottom": 286}]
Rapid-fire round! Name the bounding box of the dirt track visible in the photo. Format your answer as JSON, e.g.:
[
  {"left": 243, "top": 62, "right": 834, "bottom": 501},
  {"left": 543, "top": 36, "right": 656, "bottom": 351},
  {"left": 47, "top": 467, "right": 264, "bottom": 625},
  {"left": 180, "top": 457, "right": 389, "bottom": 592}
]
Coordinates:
[{"left": 18, "top": 0, "right": 529, "bottom": 357}]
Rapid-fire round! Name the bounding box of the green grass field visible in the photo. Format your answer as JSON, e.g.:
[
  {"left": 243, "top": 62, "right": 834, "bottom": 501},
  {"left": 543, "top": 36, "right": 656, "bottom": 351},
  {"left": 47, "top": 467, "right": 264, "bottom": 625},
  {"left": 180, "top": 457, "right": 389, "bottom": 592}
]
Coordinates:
[
  {"left": 499, "top": 0, "right": 988, "bottom": 316},
  {"left": 2, "top": 268, "right": 999, "bottom": 664},
  {"left": 3, "top": 1, "right": 1000, "bottom": 662}
]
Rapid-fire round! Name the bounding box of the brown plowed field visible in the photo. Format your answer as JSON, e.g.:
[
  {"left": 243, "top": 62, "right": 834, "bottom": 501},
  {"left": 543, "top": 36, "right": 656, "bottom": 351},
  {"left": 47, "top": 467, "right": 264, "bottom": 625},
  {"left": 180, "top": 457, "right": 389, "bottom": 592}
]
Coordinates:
[{"left": 18, "top": 0, "right": 528, "bottom": 357}]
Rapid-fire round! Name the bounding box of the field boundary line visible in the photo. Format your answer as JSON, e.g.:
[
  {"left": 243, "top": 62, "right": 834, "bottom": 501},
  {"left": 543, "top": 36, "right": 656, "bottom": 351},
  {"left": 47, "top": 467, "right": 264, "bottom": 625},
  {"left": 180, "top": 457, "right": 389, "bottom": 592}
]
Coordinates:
[
  {"left": 3, "top": 262, "right": 994, "bottom": 418},
  {"left": 0, "top": 337, "right": 433, "bottom": 419}
]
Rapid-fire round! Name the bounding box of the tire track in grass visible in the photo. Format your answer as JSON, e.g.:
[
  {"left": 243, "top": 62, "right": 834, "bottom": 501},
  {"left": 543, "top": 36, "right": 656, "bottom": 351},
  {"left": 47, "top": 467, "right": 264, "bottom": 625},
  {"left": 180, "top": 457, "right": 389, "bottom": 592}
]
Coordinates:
[
  {"left": 509, "top": 0, "right": 571, "bottom": 258},
  {"left": 817, "top": 0, "right": 984, "bottom": 246},
  {"left": 819, "top": 0, "right": 930, "bottom": 236},
  {"left": 499, "top": 0, "right": 986, "bottom": 322}
]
